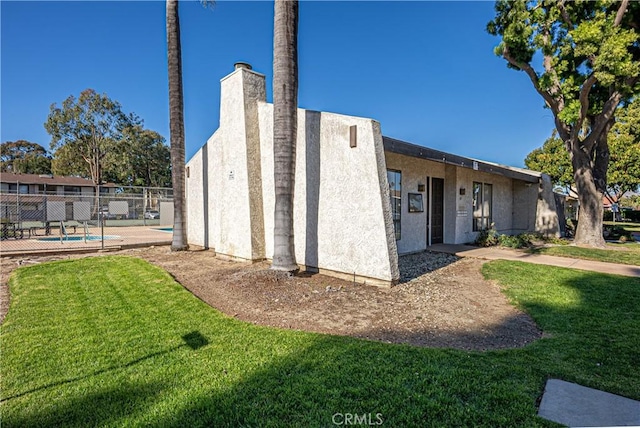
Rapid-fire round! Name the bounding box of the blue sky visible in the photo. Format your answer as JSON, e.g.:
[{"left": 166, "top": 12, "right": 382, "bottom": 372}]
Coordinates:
[{"left": 1, "top": 1, "right": 555, "bottom": 168}]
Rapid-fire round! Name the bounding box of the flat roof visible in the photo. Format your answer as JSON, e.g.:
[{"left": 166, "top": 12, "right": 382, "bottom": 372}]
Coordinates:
[
  {"left": 0, "top": 172, "right": 117, "bottom": 187},
  {"left": 382, "top": 136, "right": 541, "bottom": 183}
]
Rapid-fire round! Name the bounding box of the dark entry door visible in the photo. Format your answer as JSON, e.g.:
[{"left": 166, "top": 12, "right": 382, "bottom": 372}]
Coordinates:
[{"left": 431, "top": 178, "right": 444, "bottom": 244}]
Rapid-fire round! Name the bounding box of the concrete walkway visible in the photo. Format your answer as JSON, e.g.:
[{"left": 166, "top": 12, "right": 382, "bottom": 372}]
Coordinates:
[
  {"left": 429, "top": 244, "right": 640, "bottom": 277},
  {"left": 428, "top": 246, "right": 640, "bottom": 426},
  {"left": 538, "top": 379, "right": 640, "bottom": 427}
]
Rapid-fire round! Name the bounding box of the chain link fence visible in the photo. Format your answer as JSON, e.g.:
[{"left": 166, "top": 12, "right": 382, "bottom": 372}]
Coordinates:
[{"left": 0, "top": 186, "right": 174, "bottom": 254}]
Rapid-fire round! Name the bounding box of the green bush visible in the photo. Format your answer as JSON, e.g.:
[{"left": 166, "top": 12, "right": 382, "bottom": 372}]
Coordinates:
[
  {"left": 475, "top": 226, "right": 500, "bottom": 247},
  {"left": 542, "top": 235, "right": 570, "bottom": 245},
  {"left": 476, "top": 227, "right": 536, "bottom": 249},
  {"left": 603, "top": 224, "right": 634, "bottom": 240},
  {"left": 623, "top": 210, "right": 640, "bottom": 222},
  {"left": 498, "top": 233, "right": 536, "bottom": 249}
]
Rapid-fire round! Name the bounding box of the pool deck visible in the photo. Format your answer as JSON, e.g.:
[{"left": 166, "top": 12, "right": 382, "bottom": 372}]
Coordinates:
[{"left": 0, "top": 226, "right": 172, "bottom": 256}]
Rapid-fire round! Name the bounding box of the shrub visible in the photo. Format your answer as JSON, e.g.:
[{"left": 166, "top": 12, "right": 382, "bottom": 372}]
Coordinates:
[
  {"left": 543, "top": 235, "right": 570, "bottom": 245},
  {"left": 498, "top": 233, "right": 536, "bottom": 249},
  {"left": 476, "top": 227, "right": 537, "bottom": 249},
  {"left": 476, "top": 225, "right": 499, "bottom": 247},
  {"left": 603, "top": 224, "right": 633, "bottom": 240},
  {"left": 622, "top": 210, "right": 640, "bottom": 223}
]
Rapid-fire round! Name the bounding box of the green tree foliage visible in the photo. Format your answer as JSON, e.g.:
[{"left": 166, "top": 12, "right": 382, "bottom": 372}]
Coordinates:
[
  {"left": 620, "top": 193, "right": 640, "bottom": 209},
  {"left": 526, "top": 100, "right": 640, "bottom": 201},
  {"left": 488, "top": 0, "right": 640, "bottom": 247},
  {"left": 51, "top": 143, "right": 91, "bottom": 178},
  {"left": 45, "top": 89, "right": 137, "bottom": 186},
  {"left": 525, "top": 133, "right": 573, "bottom": 190},
  {"left": 45, "top": 89, "right": 170, "bottom": 189},
  {"left": 608, "top": 98, "right": 640, "bottom": 200},
  {"left": 0, "top": 140, "right": 51, "bottom": 174},
  {"left": 108, "top": 125, "right": 171, "bottom": 188}
]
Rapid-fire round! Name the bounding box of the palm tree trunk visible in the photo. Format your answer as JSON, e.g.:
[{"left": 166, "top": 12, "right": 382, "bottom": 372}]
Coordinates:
[
  {"left": 166, "top": 0, "right": 188, "bottom": 251},
  {"left": 271, "top": 0, "right": 299, "bottom": 272}
]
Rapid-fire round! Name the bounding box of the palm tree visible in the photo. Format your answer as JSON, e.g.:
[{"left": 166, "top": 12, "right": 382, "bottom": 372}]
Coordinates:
[
  {"left": 271, "top": 0, "right": 299, "bottom": 272},
  {"left": 166, "top": 0, "right": 187, "bottom": 251}
]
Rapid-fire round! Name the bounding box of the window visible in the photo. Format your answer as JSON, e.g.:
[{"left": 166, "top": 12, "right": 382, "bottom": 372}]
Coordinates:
[
  {"left": 472, "top": 182, "right": 492, "bottom": 231},
  {"left": 7, "top": 184, "right": 29, "bottom": 194},
  {"left": 387, "top": 170, "right": 401, "bottom": 240},
  {"left": 63, "top": 186, "right": 81, "bottom": 195}
]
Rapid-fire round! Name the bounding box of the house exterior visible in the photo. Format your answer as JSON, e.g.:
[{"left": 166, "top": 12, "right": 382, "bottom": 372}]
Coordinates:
[
  {"left": 0, "top": 173, "right": 117, "bottom": 222},
  {"left": 185, "top": 64, "right": 560, "bottom": 286},
  {"left": 0, "top": 172, "right": 117, "bottom": 196}
]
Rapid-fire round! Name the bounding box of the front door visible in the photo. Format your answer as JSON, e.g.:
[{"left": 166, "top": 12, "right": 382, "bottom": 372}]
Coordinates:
[{"left": 431, "top": 178, "right": 444, "bottom": 244}]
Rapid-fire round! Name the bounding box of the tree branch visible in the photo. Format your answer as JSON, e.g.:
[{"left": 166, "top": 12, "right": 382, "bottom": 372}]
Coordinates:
[
  {"left": 503, "top": 45, "right": 560, "bottom": 113},
  {"left": 571, "top": 73, "right": 598, "bottom": 143},
  {"left": 541, "top": 26, "right": 563, "bottom": 96},
  {"left": 625, "top": 75, "right": 639, "bottom": 89},
  {"left": 582, "top": 91, "right": 623, "bottom": 151},
  {"left": 592, "top": 118, "right": 614, "bottom": 194},
  {"left": 557, "top": 1, "right": 573, "bottom": 27},
  {"left": 503, "top": 45, "right": 573, "bottom": 143},
  {"left": 614, "top": 0, "right": 629, "bottom": 27}
]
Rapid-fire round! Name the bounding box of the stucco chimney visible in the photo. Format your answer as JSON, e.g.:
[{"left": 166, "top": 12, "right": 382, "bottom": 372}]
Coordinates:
[
  {"left": 218, "top": 62, "right": 266, "bottom": 260},
  {"left": 234, "top": 62, "right": 252, "bottom": 71},
  {"left": 220, "top": 63, "right": 266, "bottom": 126}
]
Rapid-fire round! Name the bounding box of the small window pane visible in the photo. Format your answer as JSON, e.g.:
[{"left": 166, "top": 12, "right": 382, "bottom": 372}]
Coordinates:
[
  {"left": 387, "top": 170, "right": 401, "bottom": 240},
  {"left": 472, "top": 182, "right": 492, "bottom": 232}
]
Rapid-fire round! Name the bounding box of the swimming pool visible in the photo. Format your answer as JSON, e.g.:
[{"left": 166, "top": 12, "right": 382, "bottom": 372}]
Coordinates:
[
  {"left": 155, "top": 227, "right": 173, "bottom": 233},
  {"left": 37, "top": 235, "right": 120, "bottom": 242}
]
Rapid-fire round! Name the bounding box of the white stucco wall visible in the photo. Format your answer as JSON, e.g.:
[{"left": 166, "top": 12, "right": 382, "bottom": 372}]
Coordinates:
[
  {"left": 382, "top": 151, "right": 538, "bottom": 248},
  {"left": 258, "top": 103, "right": 398, "bottom": 283},
  {"left": 185, "top": 64, "right": 551, "bottom": 284},
  {"left": 454, "top": 167, "right": 513, "bottom": 243},
  {"left": 535, "top": 174, "right": 560, "bottom": 237},
  {"left": 186, "top": 146, "right": 204, "bottom": 247},
  {"left": 186, "top": 65, "right": 398, "bottom": 283},
  {"left": 512, "top": 180, "right": 538, "bottom": 233},
  {"left": 384, "top": 152, "right": 446, "bottom": 253}
]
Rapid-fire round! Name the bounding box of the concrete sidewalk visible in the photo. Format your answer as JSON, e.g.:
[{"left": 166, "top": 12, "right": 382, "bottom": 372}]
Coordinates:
[
  {"left": 429, "top": 245, "right": 640, "bottom": 426},
  {"left": 538, "top": 379, "right": 640, "bottom": 427},
  {"left": 429, "top": 244, "right": 640, "bottom": 277}
]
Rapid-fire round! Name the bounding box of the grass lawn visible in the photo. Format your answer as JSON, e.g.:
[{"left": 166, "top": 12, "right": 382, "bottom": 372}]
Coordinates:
[
  {"left": 2, "top": 257, "right": 639, "bottom": 427},
  {"left": 529, "top": 242, "right": 640, "bottom": 266}
]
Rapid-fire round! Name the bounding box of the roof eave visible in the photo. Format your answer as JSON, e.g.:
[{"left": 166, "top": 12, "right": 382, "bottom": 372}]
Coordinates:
[{"left": 382, "top": 136, "right": 540, "bottom": 184}]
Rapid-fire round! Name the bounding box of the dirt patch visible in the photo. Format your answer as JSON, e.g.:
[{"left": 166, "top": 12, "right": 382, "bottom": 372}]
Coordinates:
[{"left": 0, "top": 246, "right": 541, "bottom": 351}]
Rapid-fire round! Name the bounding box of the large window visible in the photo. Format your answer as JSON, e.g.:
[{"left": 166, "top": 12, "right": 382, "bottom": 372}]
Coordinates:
[
  {"left": 387, "top": 170, "right": 401, "bottom": 240},
  {"left": 63, "top": 186, "right": 81, "bottom": 195},
  {"left": 473, "top": 182, "right": 492, "bottom": 231},
  {"left": 7, "top": 184, "right": 29, "bottom": 194}
]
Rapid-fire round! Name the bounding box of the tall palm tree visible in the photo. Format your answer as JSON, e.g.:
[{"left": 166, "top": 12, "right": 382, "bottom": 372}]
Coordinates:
[
  {"left": 166, "top": 0, "right": 187, "bottom": 251},
  {"left": 271, "top": 0, "right": 299, "bottom": 272}
]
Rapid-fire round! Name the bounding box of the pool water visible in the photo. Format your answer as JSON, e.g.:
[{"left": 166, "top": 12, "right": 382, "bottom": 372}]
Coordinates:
[
  {"left": 37, "top": 235, "right": 120, "bottom": 242},
  {"left": 155, "top": 227, "right": 173, "bottom": 233}
]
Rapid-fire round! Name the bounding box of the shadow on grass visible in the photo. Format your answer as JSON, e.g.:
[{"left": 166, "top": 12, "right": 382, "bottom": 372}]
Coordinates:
[
  {"left": 2, "top": 331, "right": 208, "bottom": 403},
  {"left": 150, "top": 336, "right": 549, "bottom": 427},
  {"left": 6, "top": 381, "right": 167, "bottom": 428},
  {"left": 5, "top": 262, "right": 639, "bottom": 427}
]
